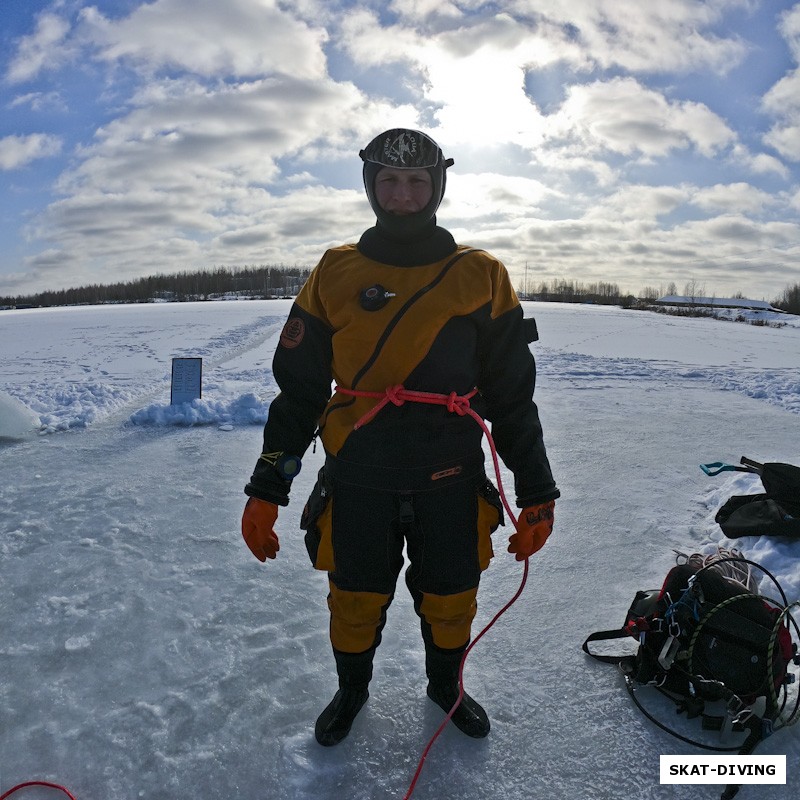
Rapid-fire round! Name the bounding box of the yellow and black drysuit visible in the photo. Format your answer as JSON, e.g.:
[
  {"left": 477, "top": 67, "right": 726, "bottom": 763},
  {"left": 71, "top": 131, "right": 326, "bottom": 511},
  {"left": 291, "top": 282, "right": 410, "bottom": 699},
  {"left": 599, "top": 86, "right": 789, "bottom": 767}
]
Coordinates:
[{"left": 245, "top": 224, "right": 559, "bottom": 692}]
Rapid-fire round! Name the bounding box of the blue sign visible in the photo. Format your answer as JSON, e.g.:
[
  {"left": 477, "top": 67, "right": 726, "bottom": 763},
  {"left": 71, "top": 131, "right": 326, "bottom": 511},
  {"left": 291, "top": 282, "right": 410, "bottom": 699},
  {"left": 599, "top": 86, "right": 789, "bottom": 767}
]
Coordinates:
[{"left": 171, "top": 357, "right": 202, "bottom": 405}]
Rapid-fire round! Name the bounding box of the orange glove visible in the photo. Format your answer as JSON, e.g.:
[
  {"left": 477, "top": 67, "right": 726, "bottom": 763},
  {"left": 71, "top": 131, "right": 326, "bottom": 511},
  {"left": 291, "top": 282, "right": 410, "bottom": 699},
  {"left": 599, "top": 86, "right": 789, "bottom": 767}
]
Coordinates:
[
  {"left": 241, "top": 497, "right": 280, "bottom": 562},
  {"left": 508, "top": 500, "right": 555, "bottom": 561}
]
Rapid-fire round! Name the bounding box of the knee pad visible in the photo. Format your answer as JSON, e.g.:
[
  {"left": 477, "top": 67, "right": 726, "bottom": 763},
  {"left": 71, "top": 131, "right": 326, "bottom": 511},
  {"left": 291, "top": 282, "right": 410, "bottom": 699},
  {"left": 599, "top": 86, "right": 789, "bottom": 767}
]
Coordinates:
[
  {"left": 328, "top": 582, "right": 392, "bottom": 653},
  {"left": 419, "top": 588, "right": 478, "bottom": 650}
]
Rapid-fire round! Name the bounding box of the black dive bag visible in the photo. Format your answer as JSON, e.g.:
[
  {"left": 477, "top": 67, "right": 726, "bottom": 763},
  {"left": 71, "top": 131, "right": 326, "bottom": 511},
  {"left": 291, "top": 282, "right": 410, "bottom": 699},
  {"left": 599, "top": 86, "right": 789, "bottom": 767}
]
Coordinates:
[
  {"left": 708, "top": 457, "right": 800, "bottom": 539},
  {"left": 583, "top": 551, "right": 800, "bottom": 800}
]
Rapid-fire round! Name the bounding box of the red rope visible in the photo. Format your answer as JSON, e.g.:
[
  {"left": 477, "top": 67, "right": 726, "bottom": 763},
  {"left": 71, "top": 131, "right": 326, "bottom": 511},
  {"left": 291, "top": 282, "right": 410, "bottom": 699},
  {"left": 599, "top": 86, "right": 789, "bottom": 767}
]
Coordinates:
[
  {"left": 335, "top": 385, "right": 526, "bottom": 798},
  {"left": 336, "top": 385, "right": 518, "bottom": 523},
  {"left": 0, "top": 782, "right": 78, "bottom": 800}
]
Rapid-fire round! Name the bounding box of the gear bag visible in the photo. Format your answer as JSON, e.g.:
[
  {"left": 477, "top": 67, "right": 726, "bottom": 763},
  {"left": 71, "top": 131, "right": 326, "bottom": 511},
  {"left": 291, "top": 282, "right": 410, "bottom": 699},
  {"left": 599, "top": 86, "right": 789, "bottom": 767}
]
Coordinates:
[
  {"left": 583, "top": 550, "right": 800, "bottom": 799},
  {"left": 702, "top": 456, "right": 800, "bottom": 539}
]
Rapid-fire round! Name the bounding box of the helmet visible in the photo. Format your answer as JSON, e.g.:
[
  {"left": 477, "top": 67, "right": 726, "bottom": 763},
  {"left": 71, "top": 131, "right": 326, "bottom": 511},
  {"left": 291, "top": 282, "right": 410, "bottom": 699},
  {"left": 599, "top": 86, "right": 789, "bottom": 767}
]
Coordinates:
[{"left": 360, "top": 128, "right": 454, "bottom": 239}]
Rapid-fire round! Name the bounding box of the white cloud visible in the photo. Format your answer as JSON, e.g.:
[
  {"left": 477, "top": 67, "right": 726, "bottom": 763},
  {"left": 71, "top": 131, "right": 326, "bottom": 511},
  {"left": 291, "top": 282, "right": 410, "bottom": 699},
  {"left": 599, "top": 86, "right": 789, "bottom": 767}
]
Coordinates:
[
  {"left": 5, "top": 1, "right": 332, "bottom": 85},
  {"left": 503, "top": 0, "right": 750, "bottom": 74},
  {"left": 22, "top": 65, "right": 411, "bottom": 281},
  {"left": 0, "top": 133, "right": 62, "bottom": 170},
  {"left": 730, "top": 146, "right": 790, "bottom": 179},
  {"left": 337, "top": 6, "right": 742, "bottom": 166},
  {"left": 7, "top": 90, "right": 67, "bottom": 113},
  {"left": 586, "top": 184, "right": 688, "bottom": 222},
  {"left": 388, "top": 0, "right": 463, "bottom": 22},
  {"left": 778, "top": 3, "right": 800, "bottom": 62},
  {"left": 691, "top": 182, "right": 775, "bottom": 214},
  {"left": 78, "top": 0, "right": 329, "bottom": 80},
  {"left": 548, "top": 77, "right": 736, "bottom": 160},
  {"left": 761, "top": 5, "right": 800, "bottom": 162},
  {"left": 764, "top": 123, "right": 800, "bottom": 162},
  {"left": 347, "top": 1, "right": 750, "bottom": 76},
  {"left": 5, "top": 12, "right": 72, "bottom": 84},
  {"left": 445, "top": 172, "right": 559, "bottom": 221}
]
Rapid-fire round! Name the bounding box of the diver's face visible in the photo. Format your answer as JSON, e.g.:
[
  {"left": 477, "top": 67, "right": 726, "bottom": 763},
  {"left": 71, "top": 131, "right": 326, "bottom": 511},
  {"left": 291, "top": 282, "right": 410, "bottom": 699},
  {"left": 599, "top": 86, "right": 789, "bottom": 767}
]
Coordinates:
[{"left": 374, "top": 167, "right": 433, "bottom": 215}]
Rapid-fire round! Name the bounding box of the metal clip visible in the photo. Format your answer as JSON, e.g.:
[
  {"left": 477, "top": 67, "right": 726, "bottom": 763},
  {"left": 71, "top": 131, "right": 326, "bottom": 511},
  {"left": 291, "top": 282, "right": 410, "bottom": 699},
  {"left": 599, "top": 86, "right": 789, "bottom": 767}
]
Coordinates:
[{"left": 658, "top": 635, "right": 681, "bottom": 670}]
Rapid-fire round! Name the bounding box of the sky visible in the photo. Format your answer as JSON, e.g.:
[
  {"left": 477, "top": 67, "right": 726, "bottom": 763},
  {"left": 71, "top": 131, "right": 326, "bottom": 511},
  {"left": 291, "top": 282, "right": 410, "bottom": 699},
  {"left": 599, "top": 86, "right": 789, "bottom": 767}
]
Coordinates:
[{"left": 1, "top": 0, "right": 799, "bottom": 302}]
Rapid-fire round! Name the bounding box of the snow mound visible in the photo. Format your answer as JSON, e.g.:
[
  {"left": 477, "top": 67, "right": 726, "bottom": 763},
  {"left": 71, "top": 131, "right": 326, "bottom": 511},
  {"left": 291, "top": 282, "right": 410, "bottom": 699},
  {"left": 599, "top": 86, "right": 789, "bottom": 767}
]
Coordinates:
[
  {"left": 128, "top": 392, "right": 269, "bottom": 426},
  {"left": 0, "top": 390, "right": 40, "bottom": 439}
]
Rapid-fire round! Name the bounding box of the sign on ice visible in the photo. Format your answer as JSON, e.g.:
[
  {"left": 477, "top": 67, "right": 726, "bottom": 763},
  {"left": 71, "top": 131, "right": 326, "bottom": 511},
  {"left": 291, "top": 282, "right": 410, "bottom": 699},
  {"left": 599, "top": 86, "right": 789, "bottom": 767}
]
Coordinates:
[{"left": 170, "top": 357, "right": 202, "bottom": 405}]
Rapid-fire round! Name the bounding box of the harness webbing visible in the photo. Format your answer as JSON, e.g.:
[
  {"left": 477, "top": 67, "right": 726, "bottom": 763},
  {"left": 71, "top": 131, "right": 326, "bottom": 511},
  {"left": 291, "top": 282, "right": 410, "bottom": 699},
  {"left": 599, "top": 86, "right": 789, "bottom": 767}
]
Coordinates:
[{"left": 334, "top": 384, "right": 517, "bottom": 524}]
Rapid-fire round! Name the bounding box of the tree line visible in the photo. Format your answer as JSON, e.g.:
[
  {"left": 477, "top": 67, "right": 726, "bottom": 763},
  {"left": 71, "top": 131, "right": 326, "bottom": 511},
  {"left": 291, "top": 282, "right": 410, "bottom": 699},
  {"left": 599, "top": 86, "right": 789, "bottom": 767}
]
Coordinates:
[
  {"left": 522, "top": 277, "right": 800, "bottom": 315},
  {"left": 638, "top": 280, "right": 800, "bottom": 315},
  {"left": 0, "top": 264, "right": 312, "bottom": 308},
  {"left": 775, "top": 283, "right": 800, "bottom": 315},
  {"left": 519, "top": 278, "right": 634, "bottom": 306},
  {"left": 3, "top": 264, "right": 799, "bottom": 316}
]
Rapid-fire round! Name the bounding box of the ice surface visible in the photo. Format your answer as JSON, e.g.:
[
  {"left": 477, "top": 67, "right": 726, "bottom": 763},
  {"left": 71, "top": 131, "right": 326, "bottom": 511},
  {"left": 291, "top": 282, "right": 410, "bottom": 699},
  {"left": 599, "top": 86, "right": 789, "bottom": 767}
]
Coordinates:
[{"left": 1, "top": 300, "right": 799, "bottom": 800}]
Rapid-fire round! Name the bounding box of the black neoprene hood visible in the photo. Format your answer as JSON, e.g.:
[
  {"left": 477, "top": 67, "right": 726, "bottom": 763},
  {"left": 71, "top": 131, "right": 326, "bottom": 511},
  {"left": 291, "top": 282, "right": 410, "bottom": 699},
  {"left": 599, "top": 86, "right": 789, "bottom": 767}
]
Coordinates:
[{"left": 360, "top": 128, "right": 454, "bottom": 240}]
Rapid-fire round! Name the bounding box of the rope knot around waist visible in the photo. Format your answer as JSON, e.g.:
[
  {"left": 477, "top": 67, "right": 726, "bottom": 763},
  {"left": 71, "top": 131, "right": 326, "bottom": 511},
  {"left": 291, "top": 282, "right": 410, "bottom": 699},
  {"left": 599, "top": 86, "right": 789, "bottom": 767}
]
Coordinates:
[
  {"left": 333, "top": 382, "right": 519, "bottom": 528},
  {"left": 384, "top": 384, "right": 406, "bottom": 409},
  {"left": 335, "top": 384, "right": 479, "bottom": 429}
]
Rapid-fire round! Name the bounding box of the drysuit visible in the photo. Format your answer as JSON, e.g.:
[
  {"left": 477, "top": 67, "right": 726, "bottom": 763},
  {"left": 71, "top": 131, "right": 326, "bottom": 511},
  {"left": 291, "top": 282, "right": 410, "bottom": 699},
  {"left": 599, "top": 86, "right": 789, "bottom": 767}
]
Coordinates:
[{"left": 245, "top": 221, "right": 560, "bottom": 691}]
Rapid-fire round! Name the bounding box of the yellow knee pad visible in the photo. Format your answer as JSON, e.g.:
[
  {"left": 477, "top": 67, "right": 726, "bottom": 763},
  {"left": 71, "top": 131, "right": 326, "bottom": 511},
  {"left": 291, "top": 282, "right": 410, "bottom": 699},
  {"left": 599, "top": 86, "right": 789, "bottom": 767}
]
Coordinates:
[
  {"left": 420, "top": 588, "right": 478, "bottom": 650},
  {"left": 328, "top": 582, "right": 392, "bottom": 653}
]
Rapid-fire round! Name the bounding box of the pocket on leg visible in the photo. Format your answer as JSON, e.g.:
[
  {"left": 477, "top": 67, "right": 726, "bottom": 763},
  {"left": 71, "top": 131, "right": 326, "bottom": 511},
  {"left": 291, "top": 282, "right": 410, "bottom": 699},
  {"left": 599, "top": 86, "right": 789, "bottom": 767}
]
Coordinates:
[
  {"left": 476, "top": 479, "right": 503, "bottom": 571},
  {"left": 301, "top": 467, "right": 335, "bottom": 571}
]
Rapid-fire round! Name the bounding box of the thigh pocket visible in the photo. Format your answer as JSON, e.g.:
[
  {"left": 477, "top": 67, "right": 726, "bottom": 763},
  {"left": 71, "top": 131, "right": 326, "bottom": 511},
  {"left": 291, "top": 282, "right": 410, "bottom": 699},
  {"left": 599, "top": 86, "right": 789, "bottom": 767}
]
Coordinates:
[
  {"left": 301, "top": 467, "right": 335, "bottom": 571},
  {"left": 476, "top": 479, "right": 504, "bottom": 570}
]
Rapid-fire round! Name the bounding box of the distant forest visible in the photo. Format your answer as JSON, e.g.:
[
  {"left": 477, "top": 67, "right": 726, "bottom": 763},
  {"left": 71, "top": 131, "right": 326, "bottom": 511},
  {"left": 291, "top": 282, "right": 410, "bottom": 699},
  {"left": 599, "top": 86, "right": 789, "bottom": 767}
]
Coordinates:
[
  {"left": 2, "top": 264, "right": 799, "bottom": 316},
  {"left": 0, "top": 264, "right": 312, "bottom": 309}
]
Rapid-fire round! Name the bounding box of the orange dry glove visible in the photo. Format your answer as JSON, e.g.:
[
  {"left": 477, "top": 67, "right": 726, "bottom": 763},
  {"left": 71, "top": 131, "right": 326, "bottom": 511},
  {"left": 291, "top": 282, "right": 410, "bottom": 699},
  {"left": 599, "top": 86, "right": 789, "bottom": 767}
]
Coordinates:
[
  {"left": 508, "top": 500, "right": 555, "bottom": 561},
  {"left": 241, "top": 497, "right": 280, "bottom": 562}
]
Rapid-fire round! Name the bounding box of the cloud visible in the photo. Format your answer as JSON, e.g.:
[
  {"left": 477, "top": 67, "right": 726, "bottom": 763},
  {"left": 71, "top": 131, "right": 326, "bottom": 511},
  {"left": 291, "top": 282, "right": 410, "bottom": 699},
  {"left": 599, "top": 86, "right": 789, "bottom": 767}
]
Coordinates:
[
  {"left": 761, "top": 5, "right": 800, "bottom": 162},
  {"left": 78, "top": 0, "right": 329, "bottom": 80},
  {"left": 7, "top": 90, "right": 68, "bottom": 113},
  {"left": 513, "top": 0, "right": 750, "bottom": 74},
  {"left": 388, "top": 0, "right": 464, "bottom": 23},
  {"left": 779, "top": 3, "right": 800, "bottom": 62},
  {"left": 691, "top": 182, "right": 775, "bottom": 214},
  {"left": 730, "top": 145, "right": 789, "bottom": 179},
  {"left": 337, "top": 5, "right": 744, "bottom": 169},
  {"left": 762, "top": 62, "right": 800, "bottom": 161},
  {"left": 547, "top": 77, "right": 736, "bottom": 161},
  {"left": 5, "top": 12, "right": 72, "bottom": 84},
  {"left": 585, "top": 184, "right": 689, "bottom": 222},
  {"left": 342, "top": 1, "right": 750, "bottom": 76},
  {"left": 445, "top": 172, "right": 560, "bottom": 221},
  {"left": 0, "top": 133, "right": 62, "bottom": 170}
]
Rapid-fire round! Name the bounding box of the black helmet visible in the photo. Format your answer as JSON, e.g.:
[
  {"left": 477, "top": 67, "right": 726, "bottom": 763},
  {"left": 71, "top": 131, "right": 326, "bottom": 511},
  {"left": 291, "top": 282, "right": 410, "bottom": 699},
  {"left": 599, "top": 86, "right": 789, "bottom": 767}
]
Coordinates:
[{"left": 360, "top": 128, "right": 454, "bottom": 239}]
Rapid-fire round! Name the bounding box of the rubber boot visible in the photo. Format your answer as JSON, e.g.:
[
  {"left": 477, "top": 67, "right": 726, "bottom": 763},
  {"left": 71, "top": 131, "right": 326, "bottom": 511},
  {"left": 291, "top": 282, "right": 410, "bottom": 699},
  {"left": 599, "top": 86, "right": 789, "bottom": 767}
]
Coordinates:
[
  {"left": 314, "top": 685, "right": 369, "bottom": 746},
  {"left": 314, "top": 648, "right": 373, "bottom": 747},
  {"left": 426, "top": 646, "right": 490, "bottom": 739}
]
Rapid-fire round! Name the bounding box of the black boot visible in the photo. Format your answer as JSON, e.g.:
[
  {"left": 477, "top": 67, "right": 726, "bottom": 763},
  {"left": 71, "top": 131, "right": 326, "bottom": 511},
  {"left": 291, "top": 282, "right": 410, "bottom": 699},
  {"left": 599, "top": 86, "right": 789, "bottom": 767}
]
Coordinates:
[
  {"left": 427, "top": 680, "right": 490, "bottom": 738},
  {"left": 424, "top": 643, "right": 490, "bottom": 738},
  {"left": 314, "top": 647, "right": 374, "bottom": 746},
  {"left": 314, "top": 685, "right": 370, "bottom": 746}
]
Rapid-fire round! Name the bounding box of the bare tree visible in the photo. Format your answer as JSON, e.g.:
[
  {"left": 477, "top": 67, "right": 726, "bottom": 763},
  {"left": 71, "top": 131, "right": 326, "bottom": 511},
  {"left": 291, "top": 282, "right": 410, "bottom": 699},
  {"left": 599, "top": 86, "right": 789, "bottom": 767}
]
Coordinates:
[{"left": 683, "top": 279, "right": 705, "bottom": 307}]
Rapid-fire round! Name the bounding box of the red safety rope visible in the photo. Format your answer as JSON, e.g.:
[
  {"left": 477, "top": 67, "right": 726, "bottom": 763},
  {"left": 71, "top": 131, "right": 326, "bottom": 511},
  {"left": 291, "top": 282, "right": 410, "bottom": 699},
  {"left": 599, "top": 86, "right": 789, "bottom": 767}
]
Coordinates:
[
  {"left": 0, "top": 782, "right": 77, "bottom": 800},
  {"left": 337, "top": 384, "right": 518, "bottom": 523},
  {"left": 335, "top": 385, "right": 526, "bottom": 799}
]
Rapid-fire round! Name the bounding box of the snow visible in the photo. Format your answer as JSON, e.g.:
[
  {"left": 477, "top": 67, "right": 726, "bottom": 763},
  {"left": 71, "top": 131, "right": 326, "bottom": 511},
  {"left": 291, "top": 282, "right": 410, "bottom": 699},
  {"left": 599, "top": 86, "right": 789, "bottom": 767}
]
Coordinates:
[
  {"left": 0, "top": 391, "right": 38, "bottom": 441},
  {"left": 1, "top": 299, "right": 799, "bottom": 800}
]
